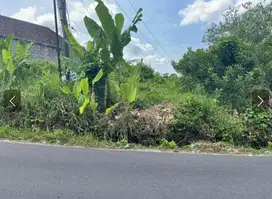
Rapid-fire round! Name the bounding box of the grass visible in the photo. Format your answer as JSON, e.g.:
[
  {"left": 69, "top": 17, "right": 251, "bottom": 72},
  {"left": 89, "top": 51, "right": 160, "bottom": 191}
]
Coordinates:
[
  {"left": 0, "top": 125, "right": 146, "bottom": 150},
  {"left": 0, "top": 125, "right": 272, "bottom": 156}
]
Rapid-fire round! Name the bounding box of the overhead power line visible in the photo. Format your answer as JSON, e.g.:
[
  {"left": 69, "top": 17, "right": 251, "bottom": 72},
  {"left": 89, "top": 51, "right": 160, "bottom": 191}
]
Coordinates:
[
  {"left": 112, "top": 0, "right": 167, "bottom": 58},
  {"left": 127, "top": 0, "right": 174, "bottom": 61},
  {"left": 80, "top": 0, "right": 94, "bottom": 17},
  {"left": 66, "top": 1, "right": 88, "bottom": 42},
  {"left": 80, "top": 0, "right": 170, "bottom": 62}
]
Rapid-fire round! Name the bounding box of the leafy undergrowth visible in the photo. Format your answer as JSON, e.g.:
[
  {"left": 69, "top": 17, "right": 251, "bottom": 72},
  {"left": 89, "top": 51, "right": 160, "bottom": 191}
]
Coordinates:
[
  {"left": 1, "top": 126, "right": 272, "bottom": 156},
  {"left": 0, "top": 126, "right": 145, "bottom": 149}
]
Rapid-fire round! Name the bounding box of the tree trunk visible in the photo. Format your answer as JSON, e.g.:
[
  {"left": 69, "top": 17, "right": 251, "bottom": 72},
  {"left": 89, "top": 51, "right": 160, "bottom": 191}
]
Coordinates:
[
  {"left": 103, "top": 75, "right": 108, "bottom": 140},
  {"left": 104, "top": 75, "right": 108, "bottom": 110}
]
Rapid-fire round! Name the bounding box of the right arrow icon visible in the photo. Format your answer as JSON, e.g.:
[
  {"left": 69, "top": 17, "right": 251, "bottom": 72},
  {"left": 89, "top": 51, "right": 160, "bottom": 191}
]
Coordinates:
[
  {"left": 257, "top": 95, "right": 264, "bottom": 107},
  {"left": 252, "top": 89, "right": 270, "bottom": 109}
]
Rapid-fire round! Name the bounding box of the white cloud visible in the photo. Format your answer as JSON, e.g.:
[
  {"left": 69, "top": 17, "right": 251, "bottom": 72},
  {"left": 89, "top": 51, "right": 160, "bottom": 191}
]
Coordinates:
[
  {"left": 130, "top": 37, "right": 154, "bottom": 52},
  {"left": 11, "top": 0, "right": 119, "bottom": 32},
  {"left": 67, "top": 0, "right": 118, "bottom": 25},
  {"left": 68, "top": 1, "right": 96, "bottom": 24},
  {"left": 10, "top": 1, "right": 173, "bottom": 73},
  {"left": 11, "top": 6, "right": 37, "bottom": 22},
  {"left": 178, "top": 0, "right": 269, "bottom": 26},
  {"left": 36, "top": 13, "right": 55, "bottom": 29},
  {"left": 11, "top": 6, "right": 57, "bottom": 31},
  {"left": 179, "top": 0, "right": 232, "bottom": 26},
  {"left": 124, "top": 37, "right": 173, "bottom": 73}
]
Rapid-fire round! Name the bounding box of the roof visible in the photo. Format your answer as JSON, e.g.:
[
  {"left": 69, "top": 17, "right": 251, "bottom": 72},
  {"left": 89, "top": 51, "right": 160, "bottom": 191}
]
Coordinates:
[{"left": 0, "top": 15, "right": 61, "bottom": 47}]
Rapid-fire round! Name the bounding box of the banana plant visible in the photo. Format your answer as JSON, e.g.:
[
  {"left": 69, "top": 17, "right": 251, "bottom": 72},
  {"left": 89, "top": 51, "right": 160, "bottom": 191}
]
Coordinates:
[
  {"left": 64, "top": 0, "right": 143, "bottom": 109},
  {"left": 104, "top": 62, "right": 141, "bottom": 141},
  {"left": 0, "top": 35, "right": 15, "bottom": 92},
  {"left": 83, "top": 0, "right": 143, "bottom": 69},
  {"left": 61, "top": 69, "right": 103, "bottom": 114},
  {"left": 106, "top": 62, "right": 141, "bottom": 116},
  {"left": 0, "top": 34, "right": 34, "bottom": 92}
]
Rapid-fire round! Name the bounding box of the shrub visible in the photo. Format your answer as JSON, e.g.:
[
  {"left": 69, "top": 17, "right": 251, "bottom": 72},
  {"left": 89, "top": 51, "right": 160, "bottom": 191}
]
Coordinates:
[
  {"left": 159, "top": 138, "right": 177, "bottom": 150},
  {"left": 242, "top": 108, "right": 272, "bottom": 148},
  {"left": 168, "top": 93, "right": 244, "bottom": 146},
  {"left": 0, "top": 89, "right": 105, "bottom": 135}
]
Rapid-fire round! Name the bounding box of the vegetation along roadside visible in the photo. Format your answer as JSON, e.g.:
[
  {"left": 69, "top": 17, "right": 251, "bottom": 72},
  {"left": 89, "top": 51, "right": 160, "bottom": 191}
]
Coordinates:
[{"left": 1, "top": 0, "right": 272, "bottom": 155}]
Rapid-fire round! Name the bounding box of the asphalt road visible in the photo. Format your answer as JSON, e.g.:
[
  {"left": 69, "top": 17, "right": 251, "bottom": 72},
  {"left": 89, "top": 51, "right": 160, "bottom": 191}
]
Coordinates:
[{"left": 1, "top": 142, "right": 272, "bottom": 199}]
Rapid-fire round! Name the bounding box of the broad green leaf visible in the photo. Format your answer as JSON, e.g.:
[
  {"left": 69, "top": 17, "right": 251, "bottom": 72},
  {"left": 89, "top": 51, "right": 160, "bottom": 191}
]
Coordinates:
[
  {"left": 120, "top": 62, "right": 141, "bottom": 103},
  {"left": 121, "top": 82, "right": 137, "bottom": 103},
  {"left": 111, "top": 30, "right": 123, "bottom": 60},
  {"left": 89, "top": 96, "right": 98, "bottom": 111},
  {"left": 73, "top": 81, "right": 81, "bottom": 99},
  {"left": 16, "top": 41, "right": 26, "bottom": 61},
  {"left": 5, "top": 34, "right": 14, "bottom": 52},
  {"left": 78, "top": 71, "right": 86, "bottom": 79},
  {"left": 2, "top": 49, "right": 10, "bottom": 63},
  {"left": 121, "top": 30, "right": 131, "bottom": 48},
  {"left": 61, "top": 85, "right": 71, "bottom": 94},
  {"left": 120, "top": 82, "right": 130, "bottom": 102},
  {"left": 132, "top": 8, "right": 143, "bottom": 24},
  {"left": 64, "top": 26, "right": 84, "bottom": 58},
  {"left": 25, "top": 42, "right": 34, "bottom": 59},
  {"left": 108, "top": 72, "right": 121, "bottom": 97},
  {"left": 79, "top": 77, "right": 89, "bottom": 95},
  {"left": 120, "top": 8, "right": 143, "bottom": 48},
  {"left": 92, "top": 69, "right": 103, "bottom": 86},
  {"left": 95, "top": 0, "right": 115, "bottom": 41},
  {"left": 100, "top": 48, "right": 110, "bottom": 63},
  {"left": 2, "top": 49, "right": 14, "bottom": 75},
  {"left": 115, "top": 13, "right": 124, "bottom": 36},
  {"left": 80, "top": 97, "right": 90, "bottom": 114},
  {"left": 84, "top": 16, "right": 105, "bottom": 41},
  {"left": 78, "top": 93, "right": 85, "bottom": 105},
  {"left": 105, "top": 103, "right": 119, "bottom": 116},
  {"left": 86, "top": 41, "right": 94, "bottom": 51}
]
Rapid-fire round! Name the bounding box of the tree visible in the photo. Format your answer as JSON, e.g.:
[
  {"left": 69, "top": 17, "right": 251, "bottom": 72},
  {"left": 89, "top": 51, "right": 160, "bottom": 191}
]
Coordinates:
[
  {"left": 173, "top": 35, "right": 266, "bottom": 110},
  {"left": 209, "top": 36, "right": 255, "bottom": 76},
  {"left": 172, "top": 48, "right": 219, "bottom": 92},
  {"left": 203, "top": 1, "right": 272, "bottom": 44},
  {"left": 138, "top": 62, "right": 155, "bottom": 81}
]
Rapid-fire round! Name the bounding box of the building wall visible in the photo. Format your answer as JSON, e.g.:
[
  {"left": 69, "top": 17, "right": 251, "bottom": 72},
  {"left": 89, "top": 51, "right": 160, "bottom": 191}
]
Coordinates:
[
  {"left": 11, "top": 39, "right": 59, "bottom": 62},
  {"left": 9, "top": 38, "right": 78, "bottom": 80},
  {"left": 32, "top": 43, "right": 59, "bottom": 62}
]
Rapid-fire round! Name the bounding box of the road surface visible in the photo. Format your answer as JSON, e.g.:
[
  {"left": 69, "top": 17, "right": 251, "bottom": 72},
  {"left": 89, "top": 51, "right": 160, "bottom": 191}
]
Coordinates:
[{"left": 0, "top": 141, "right": 272, "bottom": 199}]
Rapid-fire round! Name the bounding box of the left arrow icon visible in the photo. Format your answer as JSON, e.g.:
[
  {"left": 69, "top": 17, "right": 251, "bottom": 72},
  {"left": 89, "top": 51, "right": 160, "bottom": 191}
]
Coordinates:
[{"left": 9, "top": 96, "right": 16, "bottom": 107}]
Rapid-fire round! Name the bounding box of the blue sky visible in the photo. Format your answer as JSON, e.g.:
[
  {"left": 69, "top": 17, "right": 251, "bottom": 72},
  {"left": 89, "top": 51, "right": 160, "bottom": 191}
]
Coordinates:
[{"left": 0, "top": 0, "right": 266, "bottom": 73}]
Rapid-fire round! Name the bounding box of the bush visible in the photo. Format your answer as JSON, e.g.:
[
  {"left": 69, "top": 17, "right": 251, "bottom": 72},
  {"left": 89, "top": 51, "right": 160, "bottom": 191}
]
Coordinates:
[
  {"left": 168, "top": 93, "right": 244, "bottom": 146},
  {"left": 159, "top": 138, "right": 177, "bottom": 150},
  {"left": 0, "top": 89, "right": 105, "bottom": 135},
  {"left": 242, "top": 108, "right": 272, "bottom": 148}
]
